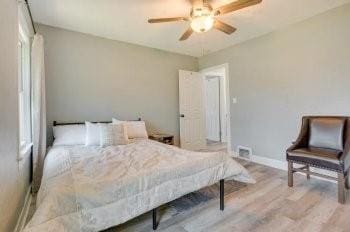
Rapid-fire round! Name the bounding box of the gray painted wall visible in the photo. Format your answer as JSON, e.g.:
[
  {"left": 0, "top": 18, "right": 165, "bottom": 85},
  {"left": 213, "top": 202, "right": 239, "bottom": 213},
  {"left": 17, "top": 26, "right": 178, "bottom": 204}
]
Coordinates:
[
  {"left": 37, "top": 24, "right": 198, "bottom": 145},
  {"left": 199, "top": 4, "right": 350, "bottom": 161},
  {"left": 1, "top": 2, "right": 349, "bottom": 230},
  {"left": 0, "top": 1, "right": 31, "bottom": 231}
]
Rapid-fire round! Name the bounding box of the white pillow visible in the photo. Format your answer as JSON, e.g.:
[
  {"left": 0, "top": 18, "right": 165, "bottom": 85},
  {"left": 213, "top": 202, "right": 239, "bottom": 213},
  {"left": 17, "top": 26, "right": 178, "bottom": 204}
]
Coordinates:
[
  {"left": 112, "top": 118, "right": 124, "bottom": 125},
  {"left": 53, "top": 125, "right": 85, "bottom": 146},
  {"left": 112, "top": 118, "right": 148, "bottom": 139},
  {"left": 85, "top": 121, "right": 101, "bottom": 146},
  {"left": 125, "top": 121, "right": 148, "bottom": 139},
  {"left": 99, "top": 123, "right": 129, "bottom": 147}
]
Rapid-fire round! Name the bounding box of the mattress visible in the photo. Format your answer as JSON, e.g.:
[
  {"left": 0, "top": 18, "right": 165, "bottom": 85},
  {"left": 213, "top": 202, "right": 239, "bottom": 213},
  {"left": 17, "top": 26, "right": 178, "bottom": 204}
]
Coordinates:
[{"left": 24, "top": 139, "right": 254, "bottom": 231}]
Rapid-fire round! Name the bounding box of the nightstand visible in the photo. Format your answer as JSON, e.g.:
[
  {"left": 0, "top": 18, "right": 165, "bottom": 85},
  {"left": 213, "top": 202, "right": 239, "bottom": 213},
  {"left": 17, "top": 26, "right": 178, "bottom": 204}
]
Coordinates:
[{"left": 149, "top": 134, "right": 174, "bottom": 145}]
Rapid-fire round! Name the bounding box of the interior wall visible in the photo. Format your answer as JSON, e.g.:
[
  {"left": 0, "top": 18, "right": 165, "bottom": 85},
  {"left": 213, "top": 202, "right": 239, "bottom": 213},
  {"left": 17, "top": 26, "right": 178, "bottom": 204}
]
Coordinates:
[
  {"left": 0, "top": 1, "right": 31, "bottom": 231},
  {"left": 37, "top": 24, "right": 198, "bottom": 145},
  {"left": 199, "top": 4, "right": 350, "bottom": 161}
]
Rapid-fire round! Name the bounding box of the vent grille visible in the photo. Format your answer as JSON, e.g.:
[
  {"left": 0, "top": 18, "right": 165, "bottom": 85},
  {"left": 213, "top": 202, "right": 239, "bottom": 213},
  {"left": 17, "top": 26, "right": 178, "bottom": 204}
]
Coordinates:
[{"left": 237, "top": 146, "right": 252, "bottom": 160}]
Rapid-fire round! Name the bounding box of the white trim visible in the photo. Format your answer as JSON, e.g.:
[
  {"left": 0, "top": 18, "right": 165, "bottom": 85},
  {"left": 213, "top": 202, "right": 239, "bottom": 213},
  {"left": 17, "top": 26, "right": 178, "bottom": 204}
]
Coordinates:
[
  {"left": 232, "top": 153, "right": 337, "bottom": 183},
  {"left": 250, "top": 155, "right": 288, "bottom": 171},
  {"left": 200, "top": 63, "right": 231, "bottom": 153},
  {"left": 14, "top": 185, "right": 32, "bottom": 232}
]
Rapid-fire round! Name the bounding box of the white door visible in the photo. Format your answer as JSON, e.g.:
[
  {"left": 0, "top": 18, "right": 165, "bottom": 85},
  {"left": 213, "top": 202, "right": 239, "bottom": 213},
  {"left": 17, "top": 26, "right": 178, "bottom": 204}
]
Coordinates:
[
  {"left": 179, "top": 70, "right": 206, "bottom": 150},
  {"left": 205, "top": 76, "right": 221, "bottom": 141}
]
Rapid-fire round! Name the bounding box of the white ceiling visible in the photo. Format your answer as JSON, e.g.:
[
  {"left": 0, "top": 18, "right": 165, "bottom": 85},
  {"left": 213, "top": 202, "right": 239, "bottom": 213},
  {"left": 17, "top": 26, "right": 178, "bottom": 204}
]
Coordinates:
[{"left": 30, "top": 0, "right": 350, "bottom": 57}]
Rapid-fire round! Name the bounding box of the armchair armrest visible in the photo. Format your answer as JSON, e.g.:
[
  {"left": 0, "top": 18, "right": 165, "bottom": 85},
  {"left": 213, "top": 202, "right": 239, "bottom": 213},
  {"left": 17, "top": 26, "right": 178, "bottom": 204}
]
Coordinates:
[
  {"left": 287, "top": 117, "right": 309, "bottom": 152},
  {"left": 340, "top": 121, "right": 350, "bottom": 171}
]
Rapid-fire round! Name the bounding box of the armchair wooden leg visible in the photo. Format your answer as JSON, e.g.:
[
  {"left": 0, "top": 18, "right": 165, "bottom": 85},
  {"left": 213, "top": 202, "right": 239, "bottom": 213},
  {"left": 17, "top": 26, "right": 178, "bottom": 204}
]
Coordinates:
[
  {"left": 346, "top": 171, "right": 350, "bottom": 190},
  {"left": 306, "top": 165, "right": 310, "bottom": 180},
  {"left": 288, "top": 161, "right": 293, "bottom": 187},
  {"left": 338, "top": 173, "right": 346, "bottom": 204}
]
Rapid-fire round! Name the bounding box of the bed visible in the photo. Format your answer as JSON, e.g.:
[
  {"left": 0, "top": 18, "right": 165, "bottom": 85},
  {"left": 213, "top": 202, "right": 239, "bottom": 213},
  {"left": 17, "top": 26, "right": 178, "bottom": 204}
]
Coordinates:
[{"left": 24, "top": 122, "right": 254, "bottom": 232}]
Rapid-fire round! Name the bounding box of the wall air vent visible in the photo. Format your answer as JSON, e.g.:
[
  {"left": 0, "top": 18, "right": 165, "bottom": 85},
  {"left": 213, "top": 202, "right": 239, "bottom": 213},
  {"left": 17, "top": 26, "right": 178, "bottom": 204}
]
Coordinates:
[{"left": 237, "top": 146, "right": 252, "bottom": 160}]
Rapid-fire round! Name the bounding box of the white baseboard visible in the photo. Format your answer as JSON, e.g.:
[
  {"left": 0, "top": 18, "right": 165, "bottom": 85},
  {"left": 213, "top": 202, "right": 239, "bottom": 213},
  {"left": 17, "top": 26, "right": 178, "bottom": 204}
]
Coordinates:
[
  {"left": 250, "top": 154, "right": 288, "bottom": 171},
  {"left": 14, "top": 185, "right": 32, "bottom": 232},
  {"left": 231, "top": 152, "right": 337, "bottom": 183},
  {"left": 231, "top": 152, "right": 288, "bottom": 171}
]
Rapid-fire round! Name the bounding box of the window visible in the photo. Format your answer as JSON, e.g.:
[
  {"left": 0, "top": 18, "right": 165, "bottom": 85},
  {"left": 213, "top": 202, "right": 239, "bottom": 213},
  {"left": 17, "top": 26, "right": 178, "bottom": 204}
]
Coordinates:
[{"left": 18, "top": 24, "right": 32, "bottom": 159}]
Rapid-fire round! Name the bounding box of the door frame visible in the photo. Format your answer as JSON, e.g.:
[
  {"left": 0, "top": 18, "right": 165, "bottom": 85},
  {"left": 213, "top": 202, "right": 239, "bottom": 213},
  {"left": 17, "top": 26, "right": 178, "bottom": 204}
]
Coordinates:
[{"left": 200, "top": 63, "right": 232, "bottom": 154}]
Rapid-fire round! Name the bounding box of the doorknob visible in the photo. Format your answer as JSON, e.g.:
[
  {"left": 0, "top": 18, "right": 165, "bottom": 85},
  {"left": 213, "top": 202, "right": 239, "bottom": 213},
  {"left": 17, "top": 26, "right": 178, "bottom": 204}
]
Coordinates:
[{"left": 180, "top": 114, "right": 185, "bottom": 118}]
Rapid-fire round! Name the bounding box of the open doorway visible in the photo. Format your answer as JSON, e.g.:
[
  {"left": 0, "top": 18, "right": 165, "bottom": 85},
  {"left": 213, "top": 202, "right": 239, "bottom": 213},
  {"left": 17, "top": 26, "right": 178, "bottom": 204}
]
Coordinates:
[{"left": 201, "top": 64, "right": 230, "bottom": 153}]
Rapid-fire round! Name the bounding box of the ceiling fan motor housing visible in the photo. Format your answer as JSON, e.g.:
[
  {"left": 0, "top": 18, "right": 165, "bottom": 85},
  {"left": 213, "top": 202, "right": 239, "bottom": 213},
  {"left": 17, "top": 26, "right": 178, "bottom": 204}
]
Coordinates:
[{"left": 190, "top": 5, "right": 214, "bottom": 33}]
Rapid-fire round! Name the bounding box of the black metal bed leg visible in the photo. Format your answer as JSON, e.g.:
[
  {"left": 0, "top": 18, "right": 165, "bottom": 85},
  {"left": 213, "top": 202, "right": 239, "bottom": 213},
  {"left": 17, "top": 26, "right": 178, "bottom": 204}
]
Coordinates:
[
  {"left": 220, "top": 179, "right": 224, "bottom": 211},
  {"left": 152, "top": 208, "right": 158, "bottom": 230}
]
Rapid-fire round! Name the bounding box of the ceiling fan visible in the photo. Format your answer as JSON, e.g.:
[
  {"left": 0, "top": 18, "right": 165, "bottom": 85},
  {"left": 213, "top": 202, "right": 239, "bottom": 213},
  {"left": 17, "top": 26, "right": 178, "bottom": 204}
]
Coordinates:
[{"left": 148, "top": 0, "right": 262, "bottom": 41}]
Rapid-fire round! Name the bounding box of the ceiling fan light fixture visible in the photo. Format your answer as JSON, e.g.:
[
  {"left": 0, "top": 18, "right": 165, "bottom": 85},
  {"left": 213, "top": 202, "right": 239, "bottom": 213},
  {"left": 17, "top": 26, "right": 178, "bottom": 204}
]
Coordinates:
[
  {"left": 190, "top": 15, "right": 214, "bottom": 33},
  {"left": 148, "top": 0, "right": 263, "bottom": 40}
]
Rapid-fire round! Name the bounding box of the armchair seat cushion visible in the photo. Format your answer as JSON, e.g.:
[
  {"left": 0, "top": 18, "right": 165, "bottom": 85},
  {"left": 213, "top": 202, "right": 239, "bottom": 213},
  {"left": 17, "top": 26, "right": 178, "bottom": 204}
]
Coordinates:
[{"left": 287, "top": 147, "right": 343, "bottom": 171}]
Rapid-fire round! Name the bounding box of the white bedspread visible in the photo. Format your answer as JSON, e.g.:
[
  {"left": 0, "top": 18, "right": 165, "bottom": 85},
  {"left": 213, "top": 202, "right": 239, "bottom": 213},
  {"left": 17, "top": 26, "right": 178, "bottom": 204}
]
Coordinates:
[{"left": 24, "top": 139, "right": 254, "bottom": 232}]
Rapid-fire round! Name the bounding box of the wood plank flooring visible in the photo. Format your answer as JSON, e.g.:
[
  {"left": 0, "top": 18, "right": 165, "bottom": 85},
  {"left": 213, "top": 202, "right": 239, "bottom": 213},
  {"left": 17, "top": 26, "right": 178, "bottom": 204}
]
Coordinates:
[
  {"left": 26, "top": 156, "right": 350, "bottom": 232},
  {"left": 107, "top": 160, "right": 350, "bottom": 232}
]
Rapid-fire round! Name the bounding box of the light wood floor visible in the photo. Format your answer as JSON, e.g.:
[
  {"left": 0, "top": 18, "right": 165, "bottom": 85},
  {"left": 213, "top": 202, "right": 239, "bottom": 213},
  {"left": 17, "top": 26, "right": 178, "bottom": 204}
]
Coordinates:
[
  {"left": 26, "top": 157, "right": 350, "bottom": 232},
  {"left": 109, "top": 160, "right": 350, "bottom": 232}
]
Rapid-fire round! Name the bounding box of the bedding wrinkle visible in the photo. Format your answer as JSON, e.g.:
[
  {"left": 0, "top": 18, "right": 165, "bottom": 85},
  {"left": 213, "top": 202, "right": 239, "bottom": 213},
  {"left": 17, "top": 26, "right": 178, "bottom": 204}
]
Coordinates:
[{"left": 24, "top": 139, "right": 254, "bottom": 231}]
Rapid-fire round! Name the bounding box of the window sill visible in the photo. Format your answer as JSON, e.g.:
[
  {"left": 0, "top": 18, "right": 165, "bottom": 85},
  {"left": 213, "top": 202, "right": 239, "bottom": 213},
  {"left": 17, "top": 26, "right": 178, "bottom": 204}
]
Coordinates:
[{"left": 18, "top": 143, "right": 33, "bottom": 162}]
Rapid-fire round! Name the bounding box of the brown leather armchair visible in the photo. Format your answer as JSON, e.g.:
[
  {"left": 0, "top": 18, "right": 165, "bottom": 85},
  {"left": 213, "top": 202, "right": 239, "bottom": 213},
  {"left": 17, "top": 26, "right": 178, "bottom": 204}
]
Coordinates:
[{"left": 287, "top": 116, "right": 350, "bottom": 203}]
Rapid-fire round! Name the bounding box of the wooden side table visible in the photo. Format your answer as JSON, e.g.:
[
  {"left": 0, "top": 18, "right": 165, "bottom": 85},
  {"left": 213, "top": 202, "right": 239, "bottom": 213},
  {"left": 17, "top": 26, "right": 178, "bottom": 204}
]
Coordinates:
[{"left": 149, "top": 134, "right": 174, "bottom": 145}]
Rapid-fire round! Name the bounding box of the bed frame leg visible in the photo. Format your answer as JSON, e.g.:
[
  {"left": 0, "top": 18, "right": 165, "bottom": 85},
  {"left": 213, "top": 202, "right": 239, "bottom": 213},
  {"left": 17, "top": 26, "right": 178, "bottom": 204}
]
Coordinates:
[
  {"left": 152, "top": 208, "right": 158, "bottom": 230},
  {"left": 220, "top": 179, "right": 224, "bottom": 211}
]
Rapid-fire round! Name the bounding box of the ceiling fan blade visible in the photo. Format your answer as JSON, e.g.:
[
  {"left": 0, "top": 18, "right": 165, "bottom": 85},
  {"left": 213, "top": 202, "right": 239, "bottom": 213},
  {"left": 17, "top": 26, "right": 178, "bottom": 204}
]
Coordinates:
[
  {"left": 148, "top": 17, "right": 188, "bottom": 23},
  {"left": 179, "top": 27, "right": 193, "bottom": 41},
  {"left": 214, "top": 20, "right": 237, "bottom": 34},
  {"left": 214, "top": 0, "right": 262, "bottom": 16}
]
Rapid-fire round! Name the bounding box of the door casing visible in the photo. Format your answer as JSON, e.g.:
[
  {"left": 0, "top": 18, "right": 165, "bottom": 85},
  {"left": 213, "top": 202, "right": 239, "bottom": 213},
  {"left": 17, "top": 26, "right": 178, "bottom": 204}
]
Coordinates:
[{"left": 200, "top": 64, "right": 232, "bottom": 154}]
